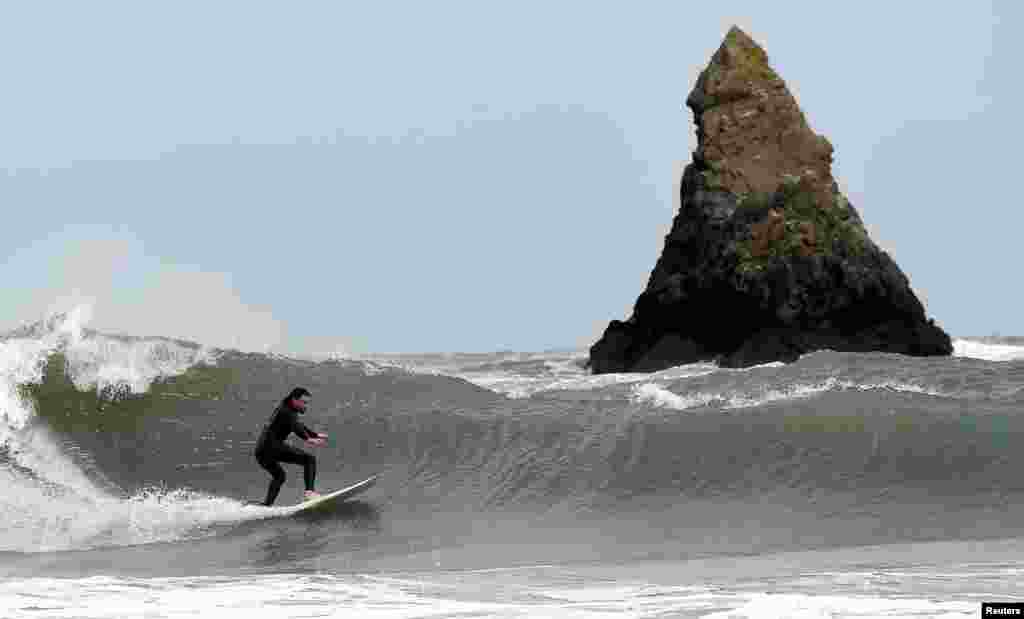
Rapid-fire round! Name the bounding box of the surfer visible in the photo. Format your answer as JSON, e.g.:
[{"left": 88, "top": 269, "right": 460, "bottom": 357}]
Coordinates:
[{"left": 254, "top": 387, "right": 329, "bottom": 506}]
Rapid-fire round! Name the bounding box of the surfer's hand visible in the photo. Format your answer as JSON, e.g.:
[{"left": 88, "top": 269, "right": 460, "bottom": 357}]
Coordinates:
[{"left": 306, "top": 437, "right": 327, "bottom": 447}]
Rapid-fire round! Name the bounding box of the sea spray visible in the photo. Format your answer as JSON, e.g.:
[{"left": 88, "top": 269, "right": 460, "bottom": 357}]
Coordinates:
[{"left": 0, "top": 307, "right": 237, "bottom": 553}]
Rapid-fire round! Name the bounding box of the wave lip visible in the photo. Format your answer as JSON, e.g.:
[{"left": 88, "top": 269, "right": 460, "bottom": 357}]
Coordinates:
[{"left": 2, "top": 309, "right": 214, "bottom": 439}]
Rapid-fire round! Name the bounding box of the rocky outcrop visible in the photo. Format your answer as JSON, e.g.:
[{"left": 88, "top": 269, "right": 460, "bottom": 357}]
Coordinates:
[{"left": 589, "top": 26, "right": 952, "bottom": 373}]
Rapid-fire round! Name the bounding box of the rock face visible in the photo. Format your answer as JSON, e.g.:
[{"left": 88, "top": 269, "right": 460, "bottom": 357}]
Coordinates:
[{"left": 589, "top": 26, "right": 952, "bottom": 373}]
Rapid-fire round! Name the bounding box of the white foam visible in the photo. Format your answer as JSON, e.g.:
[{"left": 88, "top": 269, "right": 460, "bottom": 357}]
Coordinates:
[
  {"left": 332, "top": 350, "right": 790, "bottom": 400},
  {"left": 630, "top": 380, "right": 831, "bottom": 410},
  {"left": 632, "top": 383, "right": 722, "bottom": 409},
  {"left": 702, "top": 593, "right": 973, "bottom": 618},
  {"left": 108, "top": 488, "right": 277, "bottom": 548},
  {"left": 62, "top": 337, "right": 216, "bottom": 395},
  {"left": 852, "top": 380, "right": 944, "bottom": 396},
  {"left": 953, "top": 338, "right": 1024, "bottom": 362},
  {"left": 0, "top": 574, "right": 980, "bottom": 619},
  {"left": 461, "top": 355, "right": 720, "bottom": 399},
  {"left": 0, "top": 306, "right": 224, "bottom": 552},
  {"left": 632, "top": 377, "right": 946, "bottom": 411},
  {"left": 1, "top": 307, "right": 214, "bottom": 446},
  {"left": 0, "top": 472, "right": 284, "bottom": 553}
]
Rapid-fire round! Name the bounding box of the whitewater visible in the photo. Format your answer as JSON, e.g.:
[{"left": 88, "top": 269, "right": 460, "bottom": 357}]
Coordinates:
[{"left": 1, "top": 310, "right": 1023, "bottom": 617}]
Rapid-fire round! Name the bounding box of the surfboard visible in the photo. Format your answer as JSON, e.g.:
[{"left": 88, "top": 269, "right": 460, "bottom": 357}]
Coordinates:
[{"left": 283, "top": 474, "right": 378, "bottom": 515}]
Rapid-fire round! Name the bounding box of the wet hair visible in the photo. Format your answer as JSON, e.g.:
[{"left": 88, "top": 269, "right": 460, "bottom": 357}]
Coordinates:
[{"left": 280, "top": 387, "right": 311, "bottom": 408}]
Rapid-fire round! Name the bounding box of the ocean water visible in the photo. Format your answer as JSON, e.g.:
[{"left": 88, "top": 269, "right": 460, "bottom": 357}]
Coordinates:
[{"left": 1, "top": 311, "right": 1023, "bottom": 617}]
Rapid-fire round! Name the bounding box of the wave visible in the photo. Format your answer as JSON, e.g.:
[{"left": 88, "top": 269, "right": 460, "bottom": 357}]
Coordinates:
[
  {"left": 7, "top": 314, "right": 1024, "bottom": 562},
  {"left": 365, "top": 339, "right": 1024, "bottom": 402},
  {"left": 0, "top": 308, "right": 235, "bottom": 552},
  {"left": 631, "top": 376, "right": 947, "bottom": 411},
  {"left": 413, "top": 353, "right": 722, "bottom": 399},
  {"left": 0, "top": 561, "right": 998, "bottom": 618},
  {"left": 1, "top": 309, "right": 214, "bottom": 440},
  {"left": 0, "top": 473, "right": 273, "bottom": 553},
  {"left": 953, "top": 337, "right": 1024, "bottom": 362}
]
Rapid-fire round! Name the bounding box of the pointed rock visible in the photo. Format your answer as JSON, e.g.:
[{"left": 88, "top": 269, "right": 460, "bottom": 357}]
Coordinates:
[{"left": 588, "top": 26, "right": 951, "bottom": 373}]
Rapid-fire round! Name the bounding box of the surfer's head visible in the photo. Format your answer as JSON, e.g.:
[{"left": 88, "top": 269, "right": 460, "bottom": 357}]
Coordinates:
[{"left": 283, "top": 387, "right": 311, "bottom": 412}]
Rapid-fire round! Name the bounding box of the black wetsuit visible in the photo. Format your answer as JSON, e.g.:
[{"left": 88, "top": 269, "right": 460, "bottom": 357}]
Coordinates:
[{"left": 254, "top": 402, "right": 321, "bottom": 506}]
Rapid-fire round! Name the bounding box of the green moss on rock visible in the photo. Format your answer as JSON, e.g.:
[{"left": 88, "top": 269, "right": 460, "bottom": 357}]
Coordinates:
[
  {"left": 712, "top": 32, "right": 770, "bottom": 78},
  {"left": 701, "top": 27, "right": 778, "bottom": 109},
  {"left": 734, "top": 176, "right": 868, "bottom": 275},
  {"left": 701, "top": 169, "right": 727, "bottom": 189},
  {"left": 735, "top": 191, "right": 773, "bottom": 212},
  {"left": 722, "top": 27, "right": 776, "bottom": 84}
]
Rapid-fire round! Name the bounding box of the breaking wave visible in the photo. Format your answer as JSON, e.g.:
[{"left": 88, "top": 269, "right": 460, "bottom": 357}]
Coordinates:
[{"left": 0, "top": 307, "right": 240, "bottom": 552}]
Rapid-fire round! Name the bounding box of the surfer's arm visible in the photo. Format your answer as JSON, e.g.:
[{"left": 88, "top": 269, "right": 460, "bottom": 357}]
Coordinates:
[
  {"left": 303, "top": 428, "right": 327, "bottom": 447},
  {"left": 298, "top": 420, "right": 326, "bottom": 442},
  {"left": 303, "top": 427, "right": 322, "bottom": 439},
  {"left": 284, "top": 409, "right": 316, "bottom": 440}
]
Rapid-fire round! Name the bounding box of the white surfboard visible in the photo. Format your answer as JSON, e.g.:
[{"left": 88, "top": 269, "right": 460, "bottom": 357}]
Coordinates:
[{"left": 283, "top": 474, "right": 378, "bottom": 515}]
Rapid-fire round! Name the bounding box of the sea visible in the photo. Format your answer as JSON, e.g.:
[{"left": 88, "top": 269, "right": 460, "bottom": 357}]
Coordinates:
[{"left": 2, "top": 308, "right": 1023, "bottom": 618}]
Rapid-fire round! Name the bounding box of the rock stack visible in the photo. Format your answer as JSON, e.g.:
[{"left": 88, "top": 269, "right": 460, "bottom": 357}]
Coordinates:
[{"left": 589, "top": 26, "right": 952, "bottom": 373}]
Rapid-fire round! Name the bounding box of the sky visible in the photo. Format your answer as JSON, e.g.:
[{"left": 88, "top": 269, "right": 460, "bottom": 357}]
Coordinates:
[{"left": 0, "top": 2, "right": 1017, "bottom": 356}]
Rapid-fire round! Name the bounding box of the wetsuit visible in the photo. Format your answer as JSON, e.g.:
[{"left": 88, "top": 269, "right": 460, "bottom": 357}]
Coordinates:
[{"left": 254, "top": 402, "right": 321, "bottom": 506}]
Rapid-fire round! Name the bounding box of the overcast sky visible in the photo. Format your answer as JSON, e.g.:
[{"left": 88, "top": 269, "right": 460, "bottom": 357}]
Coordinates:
[{"left": 1, "top": 2, "right": 1016, "bottom": 355}]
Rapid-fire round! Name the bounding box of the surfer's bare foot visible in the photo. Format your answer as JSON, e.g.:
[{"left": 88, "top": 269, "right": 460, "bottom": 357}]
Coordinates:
[{"left": 303, "top": 490, "right": 321, "bottom": 500}]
